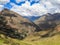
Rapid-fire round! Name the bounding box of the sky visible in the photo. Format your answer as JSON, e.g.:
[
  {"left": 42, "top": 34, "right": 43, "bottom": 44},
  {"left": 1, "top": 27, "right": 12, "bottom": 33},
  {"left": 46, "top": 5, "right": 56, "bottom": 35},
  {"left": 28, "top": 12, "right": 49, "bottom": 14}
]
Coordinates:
[{"left": 0, "top": 0, "right": 60, "bottom": 16}]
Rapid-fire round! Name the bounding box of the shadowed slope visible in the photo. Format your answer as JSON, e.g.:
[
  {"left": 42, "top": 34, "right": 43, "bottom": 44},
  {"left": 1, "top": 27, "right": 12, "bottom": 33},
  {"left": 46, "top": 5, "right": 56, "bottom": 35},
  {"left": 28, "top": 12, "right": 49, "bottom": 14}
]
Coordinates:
[{"left": 34, "top": 13, "right": 60, "bottom": 37}]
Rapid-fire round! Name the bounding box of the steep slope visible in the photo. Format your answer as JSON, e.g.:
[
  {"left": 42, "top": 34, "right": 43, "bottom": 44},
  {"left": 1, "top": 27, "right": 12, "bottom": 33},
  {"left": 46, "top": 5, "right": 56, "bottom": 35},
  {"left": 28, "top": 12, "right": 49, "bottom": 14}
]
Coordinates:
[
  {"left": 0, "top": 8, "right": 36, "bottom": 39},
  {"left": 34, "top": 13, "right": 60, "bottom": 37},
  {"left": 34, "top": 13, "right": 60, "bottom": 30}
]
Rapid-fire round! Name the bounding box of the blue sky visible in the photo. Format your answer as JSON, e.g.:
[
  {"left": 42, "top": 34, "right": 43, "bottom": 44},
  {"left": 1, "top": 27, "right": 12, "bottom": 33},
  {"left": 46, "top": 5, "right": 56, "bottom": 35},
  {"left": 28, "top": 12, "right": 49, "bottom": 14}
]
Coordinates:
[
  {"left": 0, "top": 0, "right": 60, "bottom": 16},
  {"left": 3, "top": 0, "right": 40, "bottom": 9},
  {"left": 10, "top": 0, "right": 25, "bottom": 5},
  {"left": 4, "top": 0, "right": 26, "bottom": 9}
]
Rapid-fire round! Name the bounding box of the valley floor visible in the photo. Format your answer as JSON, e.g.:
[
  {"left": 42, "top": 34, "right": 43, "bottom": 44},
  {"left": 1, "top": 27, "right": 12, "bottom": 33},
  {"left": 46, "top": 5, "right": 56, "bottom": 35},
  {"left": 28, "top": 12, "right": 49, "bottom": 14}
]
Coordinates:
[{"left": 0, "top": 34, "right": 60, "bottom": 45}]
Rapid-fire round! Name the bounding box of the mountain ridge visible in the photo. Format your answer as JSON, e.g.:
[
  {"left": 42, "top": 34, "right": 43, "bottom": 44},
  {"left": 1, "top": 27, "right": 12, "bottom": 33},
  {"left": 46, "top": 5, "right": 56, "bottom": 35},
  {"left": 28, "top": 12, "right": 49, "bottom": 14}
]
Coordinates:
[
  {"left": 34, "top": 13, "right": 60, "bottom": 37},
  {"left": 0, "top": 8, "right": 37, "bottom": 39},
  {"left": 0, "top": 8, "right": 60, "bottom": 39}
]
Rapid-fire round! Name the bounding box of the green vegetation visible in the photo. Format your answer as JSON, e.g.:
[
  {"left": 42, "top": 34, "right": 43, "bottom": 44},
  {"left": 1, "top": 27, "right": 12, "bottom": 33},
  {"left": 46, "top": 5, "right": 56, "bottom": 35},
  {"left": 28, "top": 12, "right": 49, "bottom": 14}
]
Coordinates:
[
  {"left": 0, "top": 34, "right": 60, "bottom": 45},
  {"left": 0, "top": 14, "right": 60, "bottom": 45},
  {"left": 0, "top": 9, "right": 60, "bottom": 45}
]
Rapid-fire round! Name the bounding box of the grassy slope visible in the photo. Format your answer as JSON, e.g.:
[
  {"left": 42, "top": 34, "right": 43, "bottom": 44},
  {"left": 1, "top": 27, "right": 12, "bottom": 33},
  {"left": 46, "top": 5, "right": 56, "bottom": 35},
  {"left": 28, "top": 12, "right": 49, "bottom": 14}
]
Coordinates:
[
  {"left": 22, "top": 34, "right": 60, "bottom": 45},
  {"left": 0, "top": 34, "right": 60, "bottom": 45}
]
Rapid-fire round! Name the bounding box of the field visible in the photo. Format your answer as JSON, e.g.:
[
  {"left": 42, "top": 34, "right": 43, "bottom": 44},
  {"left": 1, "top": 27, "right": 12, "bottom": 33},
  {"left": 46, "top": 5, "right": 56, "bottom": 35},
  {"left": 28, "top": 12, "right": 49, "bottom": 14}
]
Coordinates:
[{"left": 0, "top": 34, "right": 60, "bottom": 45}]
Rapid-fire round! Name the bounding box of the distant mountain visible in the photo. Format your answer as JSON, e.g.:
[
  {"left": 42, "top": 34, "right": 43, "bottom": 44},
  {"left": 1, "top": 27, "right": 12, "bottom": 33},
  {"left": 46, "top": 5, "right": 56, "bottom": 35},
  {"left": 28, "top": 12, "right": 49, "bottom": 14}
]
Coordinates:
[
  {"left": 34, "top": 13, "right": 60, "bottom": 37},
  {"left": 34, "top": 13, "right": 60, "bottom": 30},
  {"left": 23, "top": 16, "right": 40, "bottom": 21}
]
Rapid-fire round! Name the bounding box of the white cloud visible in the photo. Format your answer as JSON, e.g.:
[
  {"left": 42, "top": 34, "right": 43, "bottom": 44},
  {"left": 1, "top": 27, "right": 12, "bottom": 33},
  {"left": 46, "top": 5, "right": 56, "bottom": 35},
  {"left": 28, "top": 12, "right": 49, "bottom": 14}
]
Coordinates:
[
  {"left": 11, "top": 1, "right": 47, "bottom": 16},
  {"left": 49, "top": 0, "right": 60, "bottom": 5},
  {"left": 0, "top": 0, "right": 10, "bottom": 11},
  {"left": 10, "top": 0, "right": 60, "bottom": 16},
  {"left": 0, "top": 5, "right": 4, "bottom": 11},
  {"left": 0, "top": 0, "right": 10, "bottom": 5},
  {"left": 40, "top": 0, "right": 60, "bottom": 13}
]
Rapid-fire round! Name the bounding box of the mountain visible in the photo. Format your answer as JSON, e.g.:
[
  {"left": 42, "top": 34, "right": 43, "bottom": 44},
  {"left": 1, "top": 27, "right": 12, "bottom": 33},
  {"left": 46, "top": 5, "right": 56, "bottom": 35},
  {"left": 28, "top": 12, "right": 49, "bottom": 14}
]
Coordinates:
[
  {"left": 0, "top": 8, "right": 60, "bottom": 40},
  {"left": 23, "top": 16, "right": 40, "bottom": 21},
  {"left": 0, "top": 8, "right": 36, "bottom": 39},
  {"left": 0, "top": 9, "right": 60, "bottom": 45},
  {"left": 34, "top": 13, "right": 60, "bottom": 37},
  {"left": 34, "top": 13, "right": 60, "bottom": 29}
]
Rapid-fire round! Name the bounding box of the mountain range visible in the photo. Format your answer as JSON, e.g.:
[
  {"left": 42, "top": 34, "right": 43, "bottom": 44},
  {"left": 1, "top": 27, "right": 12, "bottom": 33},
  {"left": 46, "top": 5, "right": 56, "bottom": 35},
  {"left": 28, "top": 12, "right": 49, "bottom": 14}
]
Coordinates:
[{"left": 0, "top": 8, "right": 60, "bottom": 39}]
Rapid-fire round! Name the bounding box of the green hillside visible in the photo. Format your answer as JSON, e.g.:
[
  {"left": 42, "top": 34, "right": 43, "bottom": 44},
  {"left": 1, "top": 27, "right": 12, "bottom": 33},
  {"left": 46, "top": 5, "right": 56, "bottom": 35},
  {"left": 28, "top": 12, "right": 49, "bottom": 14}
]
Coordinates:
[{"left": 0, "top": 34, "right": 60, "bottom": 45}]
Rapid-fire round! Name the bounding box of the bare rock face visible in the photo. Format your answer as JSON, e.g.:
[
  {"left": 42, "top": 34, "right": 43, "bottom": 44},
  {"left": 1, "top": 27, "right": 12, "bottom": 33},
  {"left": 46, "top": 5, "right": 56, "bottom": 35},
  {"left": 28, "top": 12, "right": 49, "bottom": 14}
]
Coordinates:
[
  {"left": 34, "top": 13, "right": 60, "bottom": 30},
  {"left": 0, "top": 8, "right": 36, "bottom": 39},
  {"left": 34, "top": 13, "right": 60, "bottom": 37}
]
